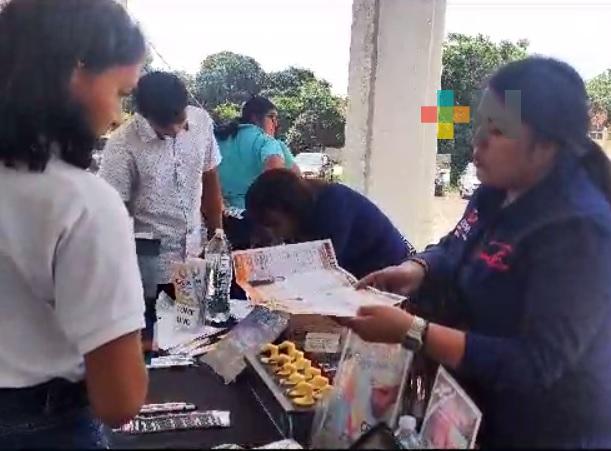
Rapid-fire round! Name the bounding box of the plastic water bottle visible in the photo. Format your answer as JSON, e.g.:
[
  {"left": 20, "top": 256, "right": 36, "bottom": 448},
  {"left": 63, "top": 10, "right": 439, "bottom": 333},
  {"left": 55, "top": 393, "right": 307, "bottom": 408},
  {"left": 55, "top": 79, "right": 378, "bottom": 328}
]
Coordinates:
[
  {"left": 204, "top": 229, "right": 232, "bottom": 325},
  {"left": 395, "top": 415, "right": 424, "bottom": 449}
]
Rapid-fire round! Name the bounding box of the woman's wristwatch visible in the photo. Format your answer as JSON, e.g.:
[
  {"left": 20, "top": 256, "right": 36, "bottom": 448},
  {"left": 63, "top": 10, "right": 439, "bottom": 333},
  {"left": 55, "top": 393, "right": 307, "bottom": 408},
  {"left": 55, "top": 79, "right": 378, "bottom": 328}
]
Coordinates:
[{"left": 401, "top": 315, "right": 429, "bottom": 352}]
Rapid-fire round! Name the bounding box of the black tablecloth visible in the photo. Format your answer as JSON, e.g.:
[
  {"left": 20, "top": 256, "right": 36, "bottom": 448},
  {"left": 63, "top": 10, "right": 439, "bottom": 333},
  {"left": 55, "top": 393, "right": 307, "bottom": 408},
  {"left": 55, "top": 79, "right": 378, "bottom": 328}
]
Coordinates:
[{"left": 111, "top": 364, "right": 282, "bottom": 449}]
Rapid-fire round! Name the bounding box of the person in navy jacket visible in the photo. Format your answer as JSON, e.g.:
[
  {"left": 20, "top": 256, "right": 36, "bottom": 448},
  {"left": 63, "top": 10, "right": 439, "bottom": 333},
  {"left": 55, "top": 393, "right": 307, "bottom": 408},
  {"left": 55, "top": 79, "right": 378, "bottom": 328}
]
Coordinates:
[
  {"left": 245, "top": 168, "right": 415, "bottom": 279},
  {"left": 347, "top": 57, "right": 611, "bottom": 448}
]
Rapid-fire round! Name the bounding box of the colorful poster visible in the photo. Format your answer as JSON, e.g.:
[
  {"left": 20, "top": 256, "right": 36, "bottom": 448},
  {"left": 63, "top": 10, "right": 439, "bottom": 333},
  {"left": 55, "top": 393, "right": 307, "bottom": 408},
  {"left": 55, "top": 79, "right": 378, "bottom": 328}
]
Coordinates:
[
  {"left": 420, "top": 366, "right": 482, "bottom": 449},
  {"left": 310, "top": 333, "right": 413, "bottom": 449}
]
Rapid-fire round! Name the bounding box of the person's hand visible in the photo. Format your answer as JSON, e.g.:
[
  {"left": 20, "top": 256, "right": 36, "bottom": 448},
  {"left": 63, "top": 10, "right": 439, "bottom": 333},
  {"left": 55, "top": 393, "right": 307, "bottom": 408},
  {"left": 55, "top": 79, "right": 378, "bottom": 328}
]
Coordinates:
[
  {"left": 355, "top": 261, "right": 426, "bottom": 296},
  {"left": 345, "top": 305, "right": 413, "bottom": 344}
]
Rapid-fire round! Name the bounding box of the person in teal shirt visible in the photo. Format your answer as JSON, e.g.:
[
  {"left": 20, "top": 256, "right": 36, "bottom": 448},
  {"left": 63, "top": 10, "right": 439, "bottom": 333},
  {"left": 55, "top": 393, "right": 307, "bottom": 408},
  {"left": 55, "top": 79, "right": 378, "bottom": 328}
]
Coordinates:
[
  {"left": 216, "top": 96, "right": 299, "bottom": 211},
  {"left": 215, "top": 96, "right": 299, "bottom": 299}
]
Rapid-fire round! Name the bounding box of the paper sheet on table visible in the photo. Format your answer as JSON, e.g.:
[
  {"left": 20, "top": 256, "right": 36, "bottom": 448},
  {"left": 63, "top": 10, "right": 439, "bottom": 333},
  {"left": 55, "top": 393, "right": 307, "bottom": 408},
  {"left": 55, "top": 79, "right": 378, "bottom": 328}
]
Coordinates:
[
  {"left": 155, "top": 293, "right": 253, "bottom": 351},
  {"left": 233, "top": 240, "right": 403, "bottom": 317}
]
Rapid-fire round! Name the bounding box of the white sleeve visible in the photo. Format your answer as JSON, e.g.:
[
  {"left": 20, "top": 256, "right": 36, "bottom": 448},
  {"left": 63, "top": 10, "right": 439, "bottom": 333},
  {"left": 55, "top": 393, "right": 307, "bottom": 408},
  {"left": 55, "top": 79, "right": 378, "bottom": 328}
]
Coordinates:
[
  {"left": 99, "top": 135, "right": 136, "bottom": 203},
  {"left": 53, "top": 183, "right": 145, "bottom": 355},
  {"left": 200, "top": 109, "right": 222, "bottom": 172}
]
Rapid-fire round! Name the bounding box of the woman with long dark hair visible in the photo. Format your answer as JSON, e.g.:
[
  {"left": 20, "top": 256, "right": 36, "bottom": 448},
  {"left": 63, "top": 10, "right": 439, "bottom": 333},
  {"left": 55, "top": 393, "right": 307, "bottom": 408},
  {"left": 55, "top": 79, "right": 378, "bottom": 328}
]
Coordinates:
[
  {"left": 245, "top": 169, "right": 415, "bottom": 279},
  {"left": 0, "top": 0, "right": 148, "bottom": 447},
  {"left": 346, "top": 57, "right": 611, "bottom": 447}
]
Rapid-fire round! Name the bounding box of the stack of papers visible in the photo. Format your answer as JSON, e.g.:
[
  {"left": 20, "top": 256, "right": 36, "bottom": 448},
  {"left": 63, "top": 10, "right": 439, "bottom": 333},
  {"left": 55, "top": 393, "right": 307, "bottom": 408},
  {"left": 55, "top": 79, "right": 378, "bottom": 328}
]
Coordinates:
[{"left": 233, "top": 240, "right": 403, "bottom": 317}]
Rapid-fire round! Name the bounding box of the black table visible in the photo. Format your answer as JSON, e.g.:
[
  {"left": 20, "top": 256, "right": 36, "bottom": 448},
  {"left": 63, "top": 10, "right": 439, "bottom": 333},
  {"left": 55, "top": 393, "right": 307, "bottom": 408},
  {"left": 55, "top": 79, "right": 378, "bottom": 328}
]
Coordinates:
[{"left": 111, "top": 364, "right": 283, "bottom": 449}]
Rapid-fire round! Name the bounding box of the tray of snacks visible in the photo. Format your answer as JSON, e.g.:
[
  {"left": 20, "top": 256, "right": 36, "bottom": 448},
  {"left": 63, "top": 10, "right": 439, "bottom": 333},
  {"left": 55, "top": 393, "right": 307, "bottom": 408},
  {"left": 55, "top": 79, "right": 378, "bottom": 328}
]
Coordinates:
[
  {"left": 245, "top": 340, "right": 334, "bottom": 412},
  {"left": 242, "top": 340, "right": 336, "bottom": 444}
]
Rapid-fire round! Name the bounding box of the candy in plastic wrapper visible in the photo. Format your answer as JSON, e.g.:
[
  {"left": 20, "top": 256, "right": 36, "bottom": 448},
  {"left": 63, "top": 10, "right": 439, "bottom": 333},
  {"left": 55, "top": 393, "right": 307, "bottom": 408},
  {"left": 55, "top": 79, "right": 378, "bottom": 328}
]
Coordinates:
[
  {"left": 147, "top": 355, "right": 195, "bottom": 369},
  {"left": 139, "top": 402, "right": 196, "bottom": 415},
  {"left": 114, "top": 410, "right": 231, "bottom": 434},
  {"left": 254, "top": 439, "right": 303, "bottom": 449}
]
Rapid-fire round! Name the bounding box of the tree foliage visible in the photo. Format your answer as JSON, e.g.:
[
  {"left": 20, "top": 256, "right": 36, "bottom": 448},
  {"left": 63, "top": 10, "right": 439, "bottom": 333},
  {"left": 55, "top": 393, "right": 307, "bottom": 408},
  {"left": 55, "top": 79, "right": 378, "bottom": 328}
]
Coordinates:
[
  {"left": 194, "top": 51, "right": 265, "bottom": 109},
  {"left": 192, "top": 55, "right": 345, "bottom": 152},
  {"left": 439, "top": 34, "right": 529, "bottom": 182},
  {"left": 283, "top": 81, "right": 346, "bottom": 153},
  {"left": 587, "top": 69, "right": 611, "bottom": 129},
  {"left": 211, "top": 102, "right": 241, "bottom": 123},
  {"left": 263, "top": 67, "right": 317, "bottom": 97}
]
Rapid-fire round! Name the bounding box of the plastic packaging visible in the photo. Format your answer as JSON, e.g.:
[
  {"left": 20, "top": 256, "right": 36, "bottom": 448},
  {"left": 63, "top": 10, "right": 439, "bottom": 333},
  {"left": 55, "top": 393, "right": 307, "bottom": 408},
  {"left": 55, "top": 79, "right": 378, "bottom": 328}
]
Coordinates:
[
  {"left": 396, "top": 415, "right": 424, "bottom": 449},
  {"left": 204, "top": 229, "right": 232, "bottom": 325}
]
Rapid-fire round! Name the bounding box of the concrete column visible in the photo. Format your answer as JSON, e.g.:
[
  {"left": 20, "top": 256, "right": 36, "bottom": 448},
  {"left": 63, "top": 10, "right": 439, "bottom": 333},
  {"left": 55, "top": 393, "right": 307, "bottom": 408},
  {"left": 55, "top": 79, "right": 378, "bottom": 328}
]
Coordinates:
[{"left": 343, "top": 0, "right": 447, "bottom": 250}]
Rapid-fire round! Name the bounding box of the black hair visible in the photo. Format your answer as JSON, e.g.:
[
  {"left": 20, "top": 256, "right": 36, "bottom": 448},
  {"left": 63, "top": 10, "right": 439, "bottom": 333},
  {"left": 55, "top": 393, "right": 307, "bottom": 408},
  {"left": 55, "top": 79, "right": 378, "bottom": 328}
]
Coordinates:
[
  {"left": 135, "top": 71, "right": 189, "bottom": 127},
  {"left": 489, "top": 56, "right": 611, "bottom": 205},
  {"left": 0, "top": 0, "right": 145, "bottom": 171},
  {"left": 246, "top": 169, "right": 326, "bottom": 231},
  {"left": 215, "top": 96, "right": 276, "bottom": 141}
]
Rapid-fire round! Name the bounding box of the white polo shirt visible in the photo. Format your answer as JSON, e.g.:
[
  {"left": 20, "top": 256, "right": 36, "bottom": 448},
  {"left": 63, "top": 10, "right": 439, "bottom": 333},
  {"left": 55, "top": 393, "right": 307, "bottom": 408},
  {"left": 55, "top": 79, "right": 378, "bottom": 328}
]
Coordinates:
[
  {"left": 100, "top": 106, "right": 222, "bottom": 284},
  {"left": 0, "top": 158, "right": 145, "bottom": 388}
]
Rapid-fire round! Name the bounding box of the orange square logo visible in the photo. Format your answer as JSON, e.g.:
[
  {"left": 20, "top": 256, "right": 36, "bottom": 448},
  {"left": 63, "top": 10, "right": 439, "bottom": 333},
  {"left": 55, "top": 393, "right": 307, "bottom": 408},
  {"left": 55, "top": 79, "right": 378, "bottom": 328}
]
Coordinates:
[{"left": 453, "top": 106, "right": 470, "bottom": 124}]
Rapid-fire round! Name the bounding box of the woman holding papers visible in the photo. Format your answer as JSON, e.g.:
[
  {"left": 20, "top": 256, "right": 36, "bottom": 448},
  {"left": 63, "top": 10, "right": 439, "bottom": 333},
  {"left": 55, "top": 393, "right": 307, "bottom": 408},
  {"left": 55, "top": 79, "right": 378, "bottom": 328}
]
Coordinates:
[
  {"left": 346, "top": 57, "right": 611, "bottom": 447},
  {"left": 245, "top": 168, "right": 415, "bottom": 279}
]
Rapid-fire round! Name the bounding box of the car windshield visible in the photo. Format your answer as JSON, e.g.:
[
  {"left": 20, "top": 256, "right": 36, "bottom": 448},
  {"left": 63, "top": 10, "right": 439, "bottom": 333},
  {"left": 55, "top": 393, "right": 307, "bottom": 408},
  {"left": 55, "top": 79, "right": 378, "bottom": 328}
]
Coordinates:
[{"left": 295, "top": 153, "right": 324, "bottom": 165}]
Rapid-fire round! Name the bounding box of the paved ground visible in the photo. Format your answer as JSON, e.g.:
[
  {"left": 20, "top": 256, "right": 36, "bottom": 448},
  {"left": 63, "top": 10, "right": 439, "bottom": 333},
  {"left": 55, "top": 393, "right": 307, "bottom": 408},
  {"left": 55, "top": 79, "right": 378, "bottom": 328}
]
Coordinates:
[{"left": 431, "top": 191, "right": 468, "bottom": 243}]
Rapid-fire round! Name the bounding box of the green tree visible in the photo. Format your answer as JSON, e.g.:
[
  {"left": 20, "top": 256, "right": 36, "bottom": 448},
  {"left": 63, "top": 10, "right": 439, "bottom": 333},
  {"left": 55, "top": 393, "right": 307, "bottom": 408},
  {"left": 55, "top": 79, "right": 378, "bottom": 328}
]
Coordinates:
[
  {"left": 195, "top": 51, "right": 265, "bottom": 108},
  {"left": 587, "top": 69, "right": 611, "bottom": 129},
  {"left": 263, "top": 67, "right": 317, "bottom": 97},
  {"left": 212, "top": 102, "right": 241, "bottom": 123},
  {"left": 285, "top": 80, "right": 346, "bottom": 153},
  {"left": 440, "top": 33, "right": 529, "bottom": 182}
]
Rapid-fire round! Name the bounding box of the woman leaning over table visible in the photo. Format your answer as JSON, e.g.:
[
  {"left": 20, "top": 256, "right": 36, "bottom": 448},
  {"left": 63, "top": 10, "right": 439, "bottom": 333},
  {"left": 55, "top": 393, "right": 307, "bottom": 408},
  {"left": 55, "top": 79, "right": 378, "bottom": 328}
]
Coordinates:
[
  {"left": 0, "top": 0, "right": 148, "bottom": 447},
  {"left": 347, "top": 57, "right": 611, "bottom": 448}
]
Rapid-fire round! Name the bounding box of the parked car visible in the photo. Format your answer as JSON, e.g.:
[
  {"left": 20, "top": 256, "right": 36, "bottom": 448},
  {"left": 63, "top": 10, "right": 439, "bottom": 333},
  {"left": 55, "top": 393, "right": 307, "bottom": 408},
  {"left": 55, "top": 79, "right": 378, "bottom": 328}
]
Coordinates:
[
  {"left": 294, "top": 152, "right": 333, "bottom": 179},
  {"left": 459, "top": 163, "right": 481, "bottom": 199},
  {"left": 434, "top": 168, "right": 450, "bottom": 197}
]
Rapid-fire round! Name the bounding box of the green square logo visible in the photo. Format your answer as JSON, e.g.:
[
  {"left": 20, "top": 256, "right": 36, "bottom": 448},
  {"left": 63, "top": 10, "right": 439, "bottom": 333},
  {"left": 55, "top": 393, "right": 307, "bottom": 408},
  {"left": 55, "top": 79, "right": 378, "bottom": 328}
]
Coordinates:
[{"left": 438, "top": 106, "right": 454, "bottom": 123}]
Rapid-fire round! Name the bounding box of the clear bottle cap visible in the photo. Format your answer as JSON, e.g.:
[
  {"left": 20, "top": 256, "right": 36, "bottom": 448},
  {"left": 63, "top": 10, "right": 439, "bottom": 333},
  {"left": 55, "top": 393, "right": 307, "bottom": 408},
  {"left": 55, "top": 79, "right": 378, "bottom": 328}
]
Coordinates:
[{"left": 398, "top": 415, "right": 417, "bottom": 432}]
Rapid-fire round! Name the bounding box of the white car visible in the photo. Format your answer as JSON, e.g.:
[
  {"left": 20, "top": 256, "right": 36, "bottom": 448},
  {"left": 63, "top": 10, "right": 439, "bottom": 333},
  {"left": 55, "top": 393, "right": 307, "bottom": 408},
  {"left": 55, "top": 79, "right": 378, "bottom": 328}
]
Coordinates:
[
  {"left": 294, "top": 152, "right": 331, "bottom": 179},
  {"left": 459, "top": 163, "right": 481, "bottom": 199}
]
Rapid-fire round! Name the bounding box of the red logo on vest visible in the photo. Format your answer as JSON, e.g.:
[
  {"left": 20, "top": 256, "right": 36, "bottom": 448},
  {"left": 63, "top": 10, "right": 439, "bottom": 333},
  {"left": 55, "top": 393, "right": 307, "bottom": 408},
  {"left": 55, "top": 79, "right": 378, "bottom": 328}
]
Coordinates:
[{"left": 479, "top": 241, "right": 513, "bottom": 271}]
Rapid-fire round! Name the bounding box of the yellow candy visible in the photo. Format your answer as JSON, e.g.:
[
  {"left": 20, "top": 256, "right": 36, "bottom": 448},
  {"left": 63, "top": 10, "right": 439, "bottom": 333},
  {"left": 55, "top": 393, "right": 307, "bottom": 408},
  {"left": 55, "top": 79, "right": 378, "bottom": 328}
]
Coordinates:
[
  {"left": 276, "top": 363, "right": 297, "bottom": 377},
  {"left": 281, "top": 372, "right": 306, "bottom": 386},
  {"left": 269, "top": 354, "right": 291, "bottom": 367},
  {"left": 314, "top": 385, "right": 333, "bottom": 400},
  {"left": 289, "top": 381, "right": 314, "bottom": 398},
  {"left": 277, "top": 341, "right": 296, "bottom": 355},
  {"left": 310, "top": 375, "right": 330, "bottom": 389},
  {"left": 290, "top": 350, "right": 304, "bottom": 362},
  {"left": 259, "top": 345, "right": 280, "bottom": 364},
  {"left": 303, "top": 367, "right": 322, "bottom": 380},
  {"left": 294, "top": 358, "right": 311, "bottom": 372},
  {"left": 260, "top": 343, "right": 278, "bottom": 355}
]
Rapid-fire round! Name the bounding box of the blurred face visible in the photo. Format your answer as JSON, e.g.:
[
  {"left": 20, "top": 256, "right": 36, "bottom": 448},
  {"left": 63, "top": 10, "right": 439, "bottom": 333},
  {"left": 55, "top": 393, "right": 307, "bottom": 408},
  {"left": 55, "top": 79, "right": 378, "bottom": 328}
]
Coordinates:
[
  {"left": 262, "top": 109, "right": 279, "bottom": 136},
  {"left": 149, "top": 110, "right": 188, "bottom": 138},
  {"left": 259, "top": 210, "right": 298, "bottom": 243},
  {"left": 472, "top": 88, "right": 557, "bottom": 194},
  {"left": 370, "top": 384, "right": 400, "bottom": 419},
  {"left": 70, "top": 62, "right": 142, "bottom": 136}
]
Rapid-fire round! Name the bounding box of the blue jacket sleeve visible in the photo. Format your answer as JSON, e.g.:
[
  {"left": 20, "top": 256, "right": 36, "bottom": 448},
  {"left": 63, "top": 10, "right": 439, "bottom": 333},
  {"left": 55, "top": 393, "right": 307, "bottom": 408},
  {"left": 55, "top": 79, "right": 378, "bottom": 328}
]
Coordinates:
[
  {"left": 458, "top": 217, "right": 611, "bottom": 393},
  {"left": 416, "top": 195, "right": 480, "bottom": 284}
]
